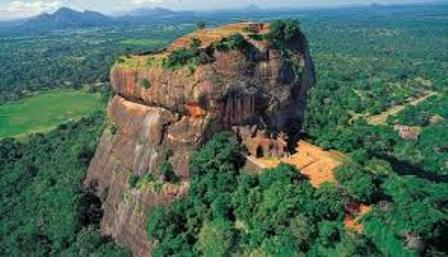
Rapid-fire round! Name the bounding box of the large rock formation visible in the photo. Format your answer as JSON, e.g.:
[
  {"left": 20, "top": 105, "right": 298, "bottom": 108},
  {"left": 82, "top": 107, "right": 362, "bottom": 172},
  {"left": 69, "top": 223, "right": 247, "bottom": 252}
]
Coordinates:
[{"left": 84, "top": 22, "right": 315, "bottom": 257}]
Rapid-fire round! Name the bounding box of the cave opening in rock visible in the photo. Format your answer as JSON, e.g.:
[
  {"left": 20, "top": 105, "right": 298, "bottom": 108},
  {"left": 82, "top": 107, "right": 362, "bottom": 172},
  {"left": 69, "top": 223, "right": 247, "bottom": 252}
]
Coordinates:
[{"left": 256, "top": 145, "right": 264, "bottom": 158}]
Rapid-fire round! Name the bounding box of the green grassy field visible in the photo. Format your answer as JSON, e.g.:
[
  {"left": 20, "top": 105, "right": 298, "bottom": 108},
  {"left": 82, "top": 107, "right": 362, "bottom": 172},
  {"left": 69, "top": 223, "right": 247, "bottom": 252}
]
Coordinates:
[{"left": 0, "top": 89, "right": 102, "bottom": 139}]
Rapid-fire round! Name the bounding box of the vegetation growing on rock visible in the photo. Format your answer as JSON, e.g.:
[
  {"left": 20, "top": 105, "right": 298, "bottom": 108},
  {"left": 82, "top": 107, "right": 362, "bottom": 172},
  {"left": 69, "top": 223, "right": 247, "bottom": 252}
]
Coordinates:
[
  {"left": 138, "top": 78, "right": 151, "bottom": 90},
  {"left": 159, "top": 160, "right": 178, "bottom": 183},
  {"left": 164, "top": 47, "right": 202, "bottom": 70},
  {"left": 266, "top": 19, "right": 304, "bottom": 54},
  {"left": 213, "top": 33, "right": 259, "bottom": 59},
  {"left": 164, "top": 33, "right": 257, "bottom": 70},
  {"left": 129, "top": 175, "right": 140, "bottom": 188},
  {"left": 116, "top": 26, "right": 267, "bottom": 72}
]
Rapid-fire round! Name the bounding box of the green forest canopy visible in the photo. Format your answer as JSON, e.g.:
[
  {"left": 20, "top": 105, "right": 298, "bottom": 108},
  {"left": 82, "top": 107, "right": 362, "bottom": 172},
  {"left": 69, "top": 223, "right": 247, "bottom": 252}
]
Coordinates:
[{"left": 0, "top": 113, "right": 130, "bottom": 257}]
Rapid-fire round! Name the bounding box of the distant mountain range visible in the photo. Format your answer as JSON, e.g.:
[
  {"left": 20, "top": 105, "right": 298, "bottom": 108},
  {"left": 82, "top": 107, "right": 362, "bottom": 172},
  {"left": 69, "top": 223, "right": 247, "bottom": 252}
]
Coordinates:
[
  {"left": 1, "top": 2, "right": 440, "bottom": 34},
  {"left": 0, "top": 7, "right": 196, "bottom": 33},
  {"left": 22, "top": 7, "right": 113, "bottom": 31},
  {"left": 127, "top": 7, "right": 193, "bottom": 17}
]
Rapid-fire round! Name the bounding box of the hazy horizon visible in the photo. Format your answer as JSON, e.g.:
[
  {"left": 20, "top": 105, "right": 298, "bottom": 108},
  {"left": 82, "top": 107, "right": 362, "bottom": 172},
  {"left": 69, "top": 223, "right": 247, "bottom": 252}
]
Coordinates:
[{"left": 0, "top": 0, "right": 438, "bottom": 20}]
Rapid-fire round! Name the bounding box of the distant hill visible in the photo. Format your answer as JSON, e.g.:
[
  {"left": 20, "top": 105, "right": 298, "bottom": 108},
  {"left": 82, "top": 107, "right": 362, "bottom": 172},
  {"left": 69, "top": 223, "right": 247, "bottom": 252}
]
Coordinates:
[
  {"left": 0, "top": 7, "right": 197, "bottom": 34},
  {"left": 127, "top": 7, "right": 178, "bottom": 17},
  {"left": 0, "top": 19, "right": 24, "bottom": 29},
  {"left": 19, "top": 7, "right": 114, "bottom": 32},
  {"left": 242, "top": 4, "right": 263, "bottom": 12},
  {"left": 123, "top": 7, "right": 196, "bottom": 22}
]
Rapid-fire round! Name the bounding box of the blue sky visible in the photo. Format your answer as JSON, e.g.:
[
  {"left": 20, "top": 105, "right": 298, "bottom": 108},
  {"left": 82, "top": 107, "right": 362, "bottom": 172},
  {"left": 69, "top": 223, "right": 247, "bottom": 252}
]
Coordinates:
[{"left": 0, "top": 0, "right": 435, "bottom": 20}]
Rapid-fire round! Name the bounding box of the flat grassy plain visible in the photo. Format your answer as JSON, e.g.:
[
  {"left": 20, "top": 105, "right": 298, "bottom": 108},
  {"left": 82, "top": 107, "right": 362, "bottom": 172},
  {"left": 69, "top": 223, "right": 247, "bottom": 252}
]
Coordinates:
[{"left": 0, "top": 89, "right": 102, "bottom": 139}]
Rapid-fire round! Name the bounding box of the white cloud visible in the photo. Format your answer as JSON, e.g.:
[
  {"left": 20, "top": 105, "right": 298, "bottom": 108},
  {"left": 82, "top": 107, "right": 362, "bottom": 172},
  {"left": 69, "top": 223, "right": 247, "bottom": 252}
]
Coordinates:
[
  {"left": 0, "top": 0, "right": 63, "bottom": 20},
  {"left": 131, "top": 0, "right": 166, "bottom": 5},
  {"left": 130, "top": 0, "right": 184, "bottom": 7}
]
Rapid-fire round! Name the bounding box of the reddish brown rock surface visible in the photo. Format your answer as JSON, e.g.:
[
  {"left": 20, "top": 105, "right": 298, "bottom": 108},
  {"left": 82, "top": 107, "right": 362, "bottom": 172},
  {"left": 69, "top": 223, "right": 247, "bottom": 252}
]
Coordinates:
[{"left": 84, "top": 22, "right": 315, "bottom": 257}]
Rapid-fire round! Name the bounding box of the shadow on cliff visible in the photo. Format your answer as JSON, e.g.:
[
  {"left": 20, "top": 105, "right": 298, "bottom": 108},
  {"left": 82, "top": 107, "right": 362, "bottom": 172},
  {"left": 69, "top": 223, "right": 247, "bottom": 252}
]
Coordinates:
[{"left": 78, "top": 182, "right": 104, "bottom": 227}]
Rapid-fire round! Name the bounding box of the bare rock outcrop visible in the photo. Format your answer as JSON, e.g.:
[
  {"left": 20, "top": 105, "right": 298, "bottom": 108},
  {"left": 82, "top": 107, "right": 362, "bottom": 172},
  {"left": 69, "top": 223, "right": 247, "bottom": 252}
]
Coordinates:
[{"left": 84, "top": 22, "right": 315, "bottom": 257}]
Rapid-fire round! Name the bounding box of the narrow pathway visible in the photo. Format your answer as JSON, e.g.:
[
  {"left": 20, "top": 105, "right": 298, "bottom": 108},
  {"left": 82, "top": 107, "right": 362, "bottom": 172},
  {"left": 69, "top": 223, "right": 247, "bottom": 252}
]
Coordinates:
[
  {"left": 349, "top": 91, "right": 437, "bottom": 125},
  {"left": 366, "top": 91, "right": 437, "bottom": 125}
]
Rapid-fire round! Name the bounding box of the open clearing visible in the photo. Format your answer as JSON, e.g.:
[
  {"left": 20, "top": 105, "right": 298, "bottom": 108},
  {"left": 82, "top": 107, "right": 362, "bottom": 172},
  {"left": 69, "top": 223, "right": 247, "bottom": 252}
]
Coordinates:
[
  {"left": 0, "top": 89, "right": 102, "bottom": 139},
  {"left": 249, "top": 140, "right": 346, "bottom": 187}
]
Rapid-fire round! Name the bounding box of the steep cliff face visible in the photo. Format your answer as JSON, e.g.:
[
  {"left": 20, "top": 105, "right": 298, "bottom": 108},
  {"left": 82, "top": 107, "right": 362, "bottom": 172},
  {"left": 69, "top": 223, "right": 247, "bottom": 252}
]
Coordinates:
[{"left": 84, "top": 22, "right": 315, "bottom": 257}]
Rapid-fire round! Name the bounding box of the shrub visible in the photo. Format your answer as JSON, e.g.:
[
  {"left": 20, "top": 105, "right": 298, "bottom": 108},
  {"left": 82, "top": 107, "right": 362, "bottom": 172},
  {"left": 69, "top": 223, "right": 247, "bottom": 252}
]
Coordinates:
[
  {"left": 165, "top": 48, "right": 198, "bottom": 68},
  {"left": 213, "top": 34, "right": 258, "bottom": 59},
  {"left": 110, "top": 123, "right": 117, "bottom": 135},
  {"left": 142, "top": 173, "right": 155, "bottom": 183},
  {"left": 128, "top": 175, "right": 140, "bottom": 189},
  {"left": 139, "top": 78, "right": 151, "bottom": 90},
  {"left": 160, "top": 160, "right": 178, "bottom": 183},
  {"left": 190, "top": 37, "right": 202, "bottom": 50},
  {"left": 165, "top": 43, "right": 214, "bottom": 70},
  {"left": 248, "top": 33, "right": 264, "bottom": 41},
  {"left": 214, "top": 34, "right": 248, "bottom": 52}
]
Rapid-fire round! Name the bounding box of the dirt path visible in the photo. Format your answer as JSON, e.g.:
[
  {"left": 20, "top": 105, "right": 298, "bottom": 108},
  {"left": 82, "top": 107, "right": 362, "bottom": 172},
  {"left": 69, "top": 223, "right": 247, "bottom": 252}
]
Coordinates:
[{"left": 349, "top": 91, "right": 437, "bottom": 125}]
